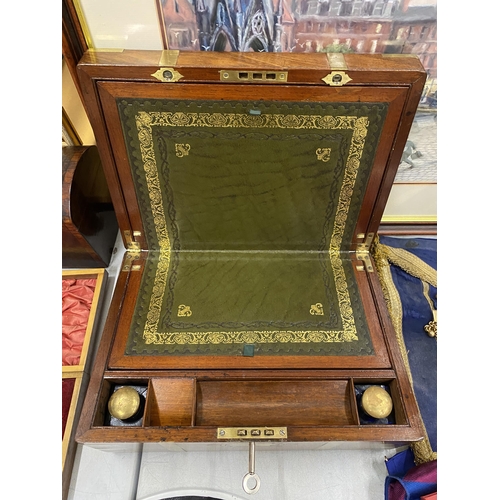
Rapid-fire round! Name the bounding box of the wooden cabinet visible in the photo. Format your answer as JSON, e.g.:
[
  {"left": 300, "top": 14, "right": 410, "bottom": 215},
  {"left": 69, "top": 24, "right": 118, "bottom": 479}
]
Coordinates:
[{"left": 62, "top": 145, "right": 118, "bottom": 268}]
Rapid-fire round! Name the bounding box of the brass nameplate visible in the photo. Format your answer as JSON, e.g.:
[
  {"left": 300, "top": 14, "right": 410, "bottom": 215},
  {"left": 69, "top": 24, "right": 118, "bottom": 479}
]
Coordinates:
[
  {"left": 219, "top": 70, "right": 288, "bottom": 83},
  {"left": 217, "top": 427, "right": 287, "bottom": 439}
]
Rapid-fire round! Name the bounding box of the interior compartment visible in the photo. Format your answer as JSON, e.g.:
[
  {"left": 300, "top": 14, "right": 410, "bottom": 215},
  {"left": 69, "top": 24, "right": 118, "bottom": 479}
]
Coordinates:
[
  {"left": 353, "top": 379, "right": 408, "bottom": 426},
  {"left": 148, "top": 378, "right": 196, "bottom": 427},
  {"left": 94, "top": 379, "right": 149, "bottom": 427},
  {"left": 94, "top": 376, "right": 409, "bottom": 430},
  {"left": 195, "top": 380, "right": 356, "bottom": 427}
]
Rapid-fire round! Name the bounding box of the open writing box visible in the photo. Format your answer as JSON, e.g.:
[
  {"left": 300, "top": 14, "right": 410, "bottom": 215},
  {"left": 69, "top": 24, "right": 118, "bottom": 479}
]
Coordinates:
[{"left": 76, "top": 51, "right": 426, "bottom": 447}]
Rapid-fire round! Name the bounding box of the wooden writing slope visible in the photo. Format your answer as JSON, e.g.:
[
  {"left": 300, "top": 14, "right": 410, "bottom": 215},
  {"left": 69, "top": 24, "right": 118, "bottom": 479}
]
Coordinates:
[{"left": 76, "top": 50, "right": 426, "bottom": 447}]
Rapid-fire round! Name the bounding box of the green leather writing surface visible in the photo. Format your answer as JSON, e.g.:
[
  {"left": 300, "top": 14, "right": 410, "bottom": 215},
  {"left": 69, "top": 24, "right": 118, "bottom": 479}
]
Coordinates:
[{"left": 118, "top": 99, "right": 387, "bottom": 356}]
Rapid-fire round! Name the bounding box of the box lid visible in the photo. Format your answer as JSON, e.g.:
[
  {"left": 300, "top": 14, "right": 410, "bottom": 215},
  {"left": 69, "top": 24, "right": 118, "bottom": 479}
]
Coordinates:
[
  {"left": 76, "top": 51, "right": 425, "bottom": 370},
  {"left": 78, "top": 51, "right": 425, "bottom": 253}
]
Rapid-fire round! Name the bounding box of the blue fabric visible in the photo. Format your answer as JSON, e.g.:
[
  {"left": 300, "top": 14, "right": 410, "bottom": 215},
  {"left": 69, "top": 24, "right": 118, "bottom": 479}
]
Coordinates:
[
  {"left": 379, "top": 236, "right": 437, "bottom": 452},
  {"left": 385, "top": 448, "right": 437, "bottom": 500}
]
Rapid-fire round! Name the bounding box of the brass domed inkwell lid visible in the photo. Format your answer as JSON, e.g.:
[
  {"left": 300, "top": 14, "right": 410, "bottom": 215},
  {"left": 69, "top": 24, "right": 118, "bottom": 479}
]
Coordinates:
[
  {"left": 108, "top": 386, "right": 141, "bottom": 421},
  {"left": 361, "top": 386, "right": 393, "bottom": 419}
]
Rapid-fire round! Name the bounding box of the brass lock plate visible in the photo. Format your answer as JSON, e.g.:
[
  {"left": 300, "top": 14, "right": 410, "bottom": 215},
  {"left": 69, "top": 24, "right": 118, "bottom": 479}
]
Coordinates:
[
  {"left": 219, "top": 70, "right": 288, "bottom": 83},
  {"left": 217, "top": 427, "right": 287, "bottom": 439}
]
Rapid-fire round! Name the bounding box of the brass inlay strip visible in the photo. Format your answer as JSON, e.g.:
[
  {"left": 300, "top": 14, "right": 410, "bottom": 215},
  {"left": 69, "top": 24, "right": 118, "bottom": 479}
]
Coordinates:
[
  {"left": 382, "top": 54, "right": 419, "bottom": 58},
  {"left": 218, "top": 427, "right": 287, "bottom": 440},
  {"left": 326, "top": 53, "right": 348, "bottom": 70},
  {"left": 159, "top": 50, "right": 180, "bottom": 66},
  {"left": 87, "top": 48, "right": 124, "bottom": 52},
  {"left": 135, "top": 110, "right": 369, "bottom": 345},
  {"left": 72, "top": 0, "right": 94, "bottom": 49}
]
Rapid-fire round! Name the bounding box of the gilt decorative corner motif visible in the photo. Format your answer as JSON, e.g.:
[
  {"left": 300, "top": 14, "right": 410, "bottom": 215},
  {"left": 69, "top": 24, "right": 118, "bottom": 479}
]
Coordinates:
[
  {"left": 175, "top": 143, "right": 191, "bottom": 157},
  {"left": 177, "top": 305, "right": 192, "bottom": 317},
  {"left": 310, "top": 303, "right": 325, "bottom": 316},
  {"left": 316, "top": 148, "right": 331, "bottom": 162}
]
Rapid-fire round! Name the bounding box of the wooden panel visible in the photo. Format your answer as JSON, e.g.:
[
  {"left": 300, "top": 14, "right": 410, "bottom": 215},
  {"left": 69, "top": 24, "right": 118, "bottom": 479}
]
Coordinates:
[
  {"left": 149, "top": 378, "right": 196, "bottom": 426},
  {"left": 62, "top": 146, "right": 118, "bottom": 268},
  {"left": 195, "top": 380, "right": 354, "bottom": 427}
]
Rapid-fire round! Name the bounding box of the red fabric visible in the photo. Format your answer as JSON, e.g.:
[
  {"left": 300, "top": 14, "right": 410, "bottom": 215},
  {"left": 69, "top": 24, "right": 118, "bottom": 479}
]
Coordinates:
[
  {"left": 62, "top": 279, "right": 96, "bottom": 366},
  {"left": 62, "top": 378, "right": 76, "bottom": 439}
]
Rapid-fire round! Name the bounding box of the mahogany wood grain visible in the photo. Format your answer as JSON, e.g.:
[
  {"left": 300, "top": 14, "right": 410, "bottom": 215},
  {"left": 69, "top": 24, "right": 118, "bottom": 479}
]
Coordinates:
[
  {"left": 149, "top": 378, "right": 196, "bottom": 426},
  {"left": 365, "top": 264, "right": 424, "bottom": 434},
  {"left": 75, "top": 261, "right": 131, "bottom": 441},
  {"left": 378, "top": 223, "right": 437, "bottom": 236},
  {"left": 77, "top": 424, "right": 422, "bottom": 445},
  {"left": 366, "top": 74, "right": 427, "bottom": 236},
  {"left": 196, "top": 380, "right": 355, "bottom": 426},
  {"left": 62, "top": 146, "right": 118, "bottom": 268},
  {"left": 76, "top": 65, "right": 134, "bottom": 246},
  {"left": 78, "top": 50, "right": 424, "bottom": 86},
  {"left": 104, "top": 368, "right": 397, "bottom": 380}
]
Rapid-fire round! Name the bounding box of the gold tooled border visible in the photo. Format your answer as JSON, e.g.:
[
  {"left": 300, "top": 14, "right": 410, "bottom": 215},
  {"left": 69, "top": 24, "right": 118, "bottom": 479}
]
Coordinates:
[{"left": 135, "top": 111, "right": 369, "bottom": 345}]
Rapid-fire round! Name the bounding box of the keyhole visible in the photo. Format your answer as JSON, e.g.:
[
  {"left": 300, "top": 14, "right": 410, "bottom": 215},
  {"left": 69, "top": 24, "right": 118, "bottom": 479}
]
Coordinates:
[{"left": 163, "top": 70, "right": 173, "bottom": 81}]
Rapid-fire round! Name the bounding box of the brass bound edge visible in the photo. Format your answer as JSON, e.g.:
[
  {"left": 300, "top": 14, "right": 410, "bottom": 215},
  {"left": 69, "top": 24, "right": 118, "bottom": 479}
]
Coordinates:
[{"left": 218, "top": 427, "right": 287, "bottom": 440}]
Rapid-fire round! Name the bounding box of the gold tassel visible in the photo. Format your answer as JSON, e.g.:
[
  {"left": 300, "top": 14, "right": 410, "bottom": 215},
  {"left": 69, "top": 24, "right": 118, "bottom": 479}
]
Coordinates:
[{"left": 372, "top": 236, "right": 437, "bottom": 464}]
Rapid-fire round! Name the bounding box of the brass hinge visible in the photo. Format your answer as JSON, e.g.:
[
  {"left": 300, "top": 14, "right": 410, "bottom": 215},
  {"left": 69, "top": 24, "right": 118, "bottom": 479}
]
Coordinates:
[
  {"left": 217, "top": 427, "right": 287, "bottom": 440},
  {"left": 356, "top": 232, "right": 375, "bottom": 273},
  {"left": 122, "top": 230, "right": 142, "bottom": 272}
]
